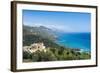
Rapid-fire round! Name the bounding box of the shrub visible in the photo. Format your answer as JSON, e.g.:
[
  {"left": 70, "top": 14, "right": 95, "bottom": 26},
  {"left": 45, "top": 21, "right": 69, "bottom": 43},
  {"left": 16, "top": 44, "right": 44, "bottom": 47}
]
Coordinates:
[
  {"left": 23, "top": 51, "right": 31, "bottom": 59},
  {"left": 31, "top": 50, "right": 57, "bottom": 62}
]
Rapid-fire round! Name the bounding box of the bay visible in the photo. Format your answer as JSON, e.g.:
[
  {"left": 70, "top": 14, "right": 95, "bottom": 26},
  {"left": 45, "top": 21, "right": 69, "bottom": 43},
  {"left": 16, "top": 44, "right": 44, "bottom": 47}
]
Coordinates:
[{"left": 55, "top": 32, "right": 91, "bottom": 52}]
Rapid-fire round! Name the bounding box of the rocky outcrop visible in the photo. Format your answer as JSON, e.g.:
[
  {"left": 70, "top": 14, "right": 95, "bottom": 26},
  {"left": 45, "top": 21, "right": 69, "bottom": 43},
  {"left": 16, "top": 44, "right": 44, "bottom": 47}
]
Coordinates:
[{"left": 23, "top": 42, "right": 46, "bottom": 53}]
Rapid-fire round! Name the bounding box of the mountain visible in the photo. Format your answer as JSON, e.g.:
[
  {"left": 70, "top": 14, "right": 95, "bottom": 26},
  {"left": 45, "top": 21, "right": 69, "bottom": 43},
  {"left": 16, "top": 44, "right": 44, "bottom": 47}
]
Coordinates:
[
  {"left": 23, "top": 25, "right": 62, "bottom": 48},
  {"left": 23, "top": 25, "right": 57, "bottom": 41}
]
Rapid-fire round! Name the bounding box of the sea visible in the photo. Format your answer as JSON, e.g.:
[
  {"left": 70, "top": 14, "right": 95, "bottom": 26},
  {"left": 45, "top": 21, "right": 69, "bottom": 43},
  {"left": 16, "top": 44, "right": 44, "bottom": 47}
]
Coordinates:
[{"left": 55, "top": 32, "right": 91, "bottom": 52}]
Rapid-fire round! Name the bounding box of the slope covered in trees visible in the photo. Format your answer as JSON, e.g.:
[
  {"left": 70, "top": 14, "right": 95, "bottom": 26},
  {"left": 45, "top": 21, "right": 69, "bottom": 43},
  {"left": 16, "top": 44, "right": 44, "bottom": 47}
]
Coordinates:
[{"left": 23, "top": 25, "right": 91, "bottom": 62}]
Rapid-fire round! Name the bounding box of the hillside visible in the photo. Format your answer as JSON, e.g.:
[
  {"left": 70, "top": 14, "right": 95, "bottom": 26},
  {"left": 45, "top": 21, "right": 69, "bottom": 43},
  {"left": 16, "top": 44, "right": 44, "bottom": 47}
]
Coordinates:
[
  {"left": 23, "top": 25, "right": 57, "bottom": 41},
  {"left": 23, "top": 25, "right": 91, "bottom": 62}
]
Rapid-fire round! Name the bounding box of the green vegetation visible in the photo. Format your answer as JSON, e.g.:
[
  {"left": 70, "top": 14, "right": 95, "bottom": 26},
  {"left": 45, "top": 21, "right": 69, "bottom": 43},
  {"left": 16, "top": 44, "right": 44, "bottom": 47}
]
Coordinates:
[
  {"left": 23, "top": 25, "right": 91, "bottom": 62},
  {"left": 31, "top": 50, "right": 57, "bottom": 61},
  {"left": 23, "top": 47, "right": 91, "bottom": 62},
  {"left": 23, "top": 25, "right": 56, "bottom": 41}
]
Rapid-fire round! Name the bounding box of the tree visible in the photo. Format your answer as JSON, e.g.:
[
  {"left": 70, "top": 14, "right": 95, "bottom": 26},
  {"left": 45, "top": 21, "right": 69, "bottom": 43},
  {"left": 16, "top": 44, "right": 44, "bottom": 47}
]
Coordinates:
[
  {"left": 31, "top": 50, "right": 57, "bottom": 62},
  {"left": 23, "top": 51, "right": 31, "bottom": 59}
]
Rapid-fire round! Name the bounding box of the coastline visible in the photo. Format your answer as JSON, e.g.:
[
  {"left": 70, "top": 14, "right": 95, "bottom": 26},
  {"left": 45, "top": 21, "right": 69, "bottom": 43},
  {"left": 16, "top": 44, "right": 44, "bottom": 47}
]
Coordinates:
[{"left": 55, "top": 32, "right": 91, "bottom": 52}]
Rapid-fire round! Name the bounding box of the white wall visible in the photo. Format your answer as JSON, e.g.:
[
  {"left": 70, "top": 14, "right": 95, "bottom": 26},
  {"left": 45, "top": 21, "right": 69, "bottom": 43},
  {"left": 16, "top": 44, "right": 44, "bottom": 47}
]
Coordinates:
[{"left": 0, "top": 0, "right": 99, "bottom": 73}]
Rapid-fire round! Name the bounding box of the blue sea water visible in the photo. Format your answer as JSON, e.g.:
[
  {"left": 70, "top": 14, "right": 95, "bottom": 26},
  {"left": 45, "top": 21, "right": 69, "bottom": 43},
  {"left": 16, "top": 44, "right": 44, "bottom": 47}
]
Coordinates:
[{"left": 55, "top": 33, "right": 91, "bottom": 52}]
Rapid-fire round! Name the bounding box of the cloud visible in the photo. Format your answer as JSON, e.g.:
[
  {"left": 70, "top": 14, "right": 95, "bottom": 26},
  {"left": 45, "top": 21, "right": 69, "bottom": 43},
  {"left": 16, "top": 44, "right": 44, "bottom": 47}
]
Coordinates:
[
  {"left": 24, "top": 23, "right": 90, "bottom": 33},
  {"left": 31, "top": 23, "right": 74, "bottom": 32}
]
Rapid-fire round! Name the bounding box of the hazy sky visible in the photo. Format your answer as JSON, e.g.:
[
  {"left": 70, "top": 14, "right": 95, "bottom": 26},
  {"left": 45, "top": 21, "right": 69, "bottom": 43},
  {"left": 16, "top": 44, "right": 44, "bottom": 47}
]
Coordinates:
[{"left": 23, "top": 10, "right": 91, "bottom": 33}]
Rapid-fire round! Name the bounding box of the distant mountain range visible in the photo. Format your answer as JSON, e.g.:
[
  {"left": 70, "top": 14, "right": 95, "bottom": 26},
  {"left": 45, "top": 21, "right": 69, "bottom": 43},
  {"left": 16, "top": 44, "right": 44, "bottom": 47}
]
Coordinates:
[
  {"left": 23, "top": 25, "right": 57, "bottom": 41},
  {"left": 23, "top": 25, "right": 63, "bottom": 48}
]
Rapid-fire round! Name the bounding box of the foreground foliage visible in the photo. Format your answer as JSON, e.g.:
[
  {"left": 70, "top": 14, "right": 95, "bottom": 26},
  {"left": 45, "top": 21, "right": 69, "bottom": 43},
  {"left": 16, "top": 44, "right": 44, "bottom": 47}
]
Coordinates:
[{"left": 23, "top": 48, "right": 91, "bottom": 62}]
